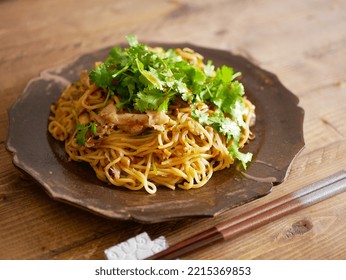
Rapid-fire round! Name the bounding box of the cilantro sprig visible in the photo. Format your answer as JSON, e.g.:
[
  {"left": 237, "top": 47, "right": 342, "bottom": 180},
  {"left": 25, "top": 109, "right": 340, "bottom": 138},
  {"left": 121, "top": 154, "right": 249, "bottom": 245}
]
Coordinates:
[
  {"left": 88, "top": 35, "right": 253, "bottom": 168},
  {"left": 76, "top": 123, "right": 97, "bottom": 146}
]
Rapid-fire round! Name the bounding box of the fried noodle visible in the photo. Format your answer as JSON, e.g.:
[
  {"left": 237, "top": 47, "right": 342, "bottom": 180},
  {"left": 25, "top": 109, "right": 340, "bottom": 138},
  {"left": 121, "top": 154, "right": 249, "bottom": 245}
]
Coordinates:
[{"left": 48, "top": 48, "right": 255, "bottom": 194}]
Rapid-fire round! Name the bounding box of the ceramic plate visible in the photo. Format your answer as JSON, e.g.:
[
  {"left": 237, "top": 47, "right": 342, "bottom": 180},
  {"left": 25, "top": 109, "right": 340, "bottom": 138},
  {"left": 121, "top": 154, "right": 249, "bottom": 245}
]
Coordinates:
[{"left": 6, "top": 43, "right": 305, "bottom": 223}]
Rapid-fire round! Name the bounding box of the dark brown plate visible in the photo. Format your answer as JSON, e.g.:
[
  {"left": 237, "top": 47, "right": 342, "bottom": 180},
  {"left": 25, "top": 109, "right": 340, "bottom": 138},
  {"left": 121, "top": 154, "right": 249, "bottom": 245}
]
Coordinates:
[{"left": 6, "top": 43, "right": 305, "bottom": 223}]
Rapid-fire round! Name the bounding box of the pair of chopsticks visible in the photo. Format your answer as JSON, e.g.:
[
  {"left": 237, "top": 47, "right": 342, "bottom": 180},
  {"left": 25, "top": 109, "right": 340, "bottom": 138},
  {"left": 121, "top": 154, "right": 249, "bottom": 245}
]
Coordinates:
[{"left": 146, "top": 170, "right": 346, "bottom": 260}]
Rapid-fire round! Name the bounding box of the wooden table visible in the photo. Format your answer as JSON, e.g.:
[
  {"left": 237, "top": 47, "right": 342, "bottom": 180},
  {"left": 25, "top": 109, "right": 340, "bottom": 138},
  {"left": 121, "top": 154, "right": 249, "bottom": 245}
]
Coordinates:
[{"left": 1, "top": 0, "right": 346, "bottom": 260}]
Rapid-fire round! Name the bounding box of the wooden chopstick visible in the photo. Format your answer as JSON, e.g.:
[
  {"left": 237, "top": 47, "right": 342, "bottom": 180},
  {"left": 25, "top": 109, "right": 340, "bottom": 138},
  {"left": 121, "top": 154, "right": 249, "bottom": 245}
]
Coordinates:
[{"left": 146, "top": 170, "right": 346, "bottom": 260}]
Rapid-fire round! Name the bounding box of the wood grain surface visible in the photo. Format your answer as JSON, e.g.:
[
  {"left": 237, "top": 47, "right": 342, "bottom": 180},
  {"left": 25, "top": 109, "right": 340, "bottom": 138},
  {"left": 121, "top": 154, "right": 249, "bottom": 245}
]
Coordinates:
[{"left": 1, "top": 0, "right": 346, "bottom": 259}]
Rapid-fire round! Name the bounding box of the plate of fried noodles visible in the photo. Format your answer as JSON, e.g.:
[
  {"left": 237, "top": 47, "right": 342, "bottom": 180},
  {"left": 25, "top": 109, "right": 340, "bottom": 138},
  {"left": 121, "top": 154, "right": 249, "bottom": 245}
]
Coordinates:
[{"left": 7, "top": 36, "right": 305, "bottom": 223}]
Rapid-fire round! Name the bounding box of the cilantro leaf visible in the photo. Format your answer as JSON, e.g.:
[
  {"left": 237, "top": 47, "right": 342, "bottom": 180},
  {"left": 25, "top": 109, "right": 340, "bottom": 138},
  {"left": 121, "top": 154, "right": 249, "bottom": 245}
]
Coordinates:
[
  {"left": 136, "top": 59, "right": 164, "bottom": 90},
  {"left": 191, "top": 109, "right": 209, "bottom": 125},
  {"left": 89, "top": 63, "right": 113, "bottom": 89},
  {"left": 126, "top": 34, "right": 139, "bottom": 46},
  {"left": 134, "top": 89, "right": 166, "bottom": 111},
  {"left": 215, "top": 117, "right": 241, "bottom": 142},
  {"left": 217, "top": 65, "right": 234, "bottom": 83},
  {"left": 193, "top": 110, "right": 241, "bottom": 142},
  {"left": 204, "top": 60, "right": 215, "bottom": 77},
  {"left": 76, "top": 123, "right": 97, "bottom": 146},
  {"left": 90, "top": 122, "right": 97, "bottom": 134},
  {"left": 228, "top": 143, "right": 252, "bottom": 169},
  {"left": 76, "top": 124, "right": 89, "bottom": 146}
]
